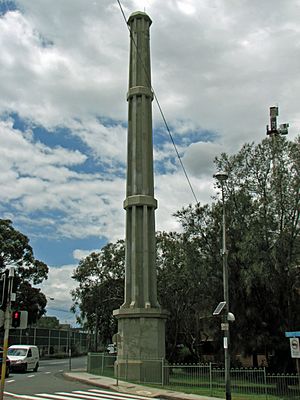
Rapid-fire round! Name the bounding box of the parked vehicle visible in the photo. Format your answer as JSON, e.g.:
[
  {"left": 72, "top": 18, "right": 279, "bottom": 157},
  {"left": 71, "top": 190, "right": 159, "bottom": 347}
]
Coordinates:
[
  {"left": 0, "top": 348, "right": 10, "bottom": 377},
  {"left": 7, "top": 345, "right": 39, "bottom": 372}
]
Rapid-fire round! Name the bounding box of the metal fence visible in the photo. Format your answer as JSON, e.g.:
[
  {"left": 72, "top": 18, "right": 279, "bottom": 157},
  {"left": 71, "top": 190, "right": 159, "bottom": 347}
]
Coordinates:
[
  {"left": 87, "top": 354, "right": 300, "bottom": 399},
  {"left": 5, "top": 328, "right": 90, "bottom": 357}
]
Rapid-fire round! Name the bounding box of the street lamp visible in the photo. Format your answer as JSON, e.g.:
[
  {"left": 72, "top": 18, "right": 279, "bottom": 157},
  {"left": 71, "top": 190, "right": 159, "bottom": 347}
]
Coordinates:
[{"left": 213, "top": 171, "right": 231, "bottom": 400}]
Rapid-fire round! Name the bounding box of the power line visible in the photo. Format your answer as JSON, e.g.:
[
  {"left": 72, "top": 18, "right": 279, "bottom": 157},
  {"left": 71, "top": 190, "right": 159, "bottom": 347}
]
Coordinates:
[{"left": 116, "top": 0, "right": 199, "bottom": 204}]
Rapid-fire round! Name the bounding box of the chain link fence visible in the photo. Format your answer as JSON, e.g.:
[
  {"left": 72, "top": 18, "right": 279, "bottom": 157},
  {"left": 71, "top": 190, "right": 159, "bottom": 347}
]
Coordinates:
[{"left": 5, "top": 327, "right": 91, "bottom": 357}]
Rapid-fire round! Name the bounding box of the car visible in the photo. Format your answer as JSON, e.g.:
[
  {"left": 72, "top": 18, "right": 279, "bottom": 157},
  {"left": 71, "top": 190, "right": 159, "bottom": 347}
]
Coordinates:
[
  {"left": 7, "top": 345, "right": 39, "bottom": 372},
  {"left": 0, "top": 348, "right": 11, "bottom": 378}
]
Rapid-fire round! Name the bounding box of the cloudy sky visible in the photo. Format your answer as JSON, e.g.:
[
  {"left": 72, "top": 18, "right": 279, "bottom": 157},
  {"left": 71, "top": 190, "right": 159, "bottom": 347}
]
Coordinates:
[{"left": 0, "top": 0, "right": 299, "bottom": 325}]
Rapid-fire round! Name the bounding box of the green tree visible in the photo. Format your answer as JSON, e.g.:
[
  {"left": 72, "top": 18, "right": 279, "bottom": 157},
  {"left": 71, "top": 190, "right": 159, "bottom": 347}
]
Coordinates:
[
  {"left": 218, "top": 136, "right": 300, "bottom": 370},
  {"left": 176, "top": 136, "right": 300, "bottom": 370},
  {"left": 71, "top": 240, "right": 125, "bottom": 350},
  {"left": 156, "top": 227, "right": 221, "bottom": 363},
  {"left": 36, "top": 316, "right": 60, "bottom": 329},
  {"left": 0, "top": 219, "right": 48, "bottom": 325}
]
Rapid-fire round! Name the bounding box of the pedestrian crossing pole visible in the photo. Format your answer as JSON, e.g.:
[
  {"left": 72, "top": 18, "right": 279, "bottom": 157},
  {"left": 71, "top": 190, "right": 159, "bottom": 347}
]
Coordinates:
[{"left": 0, "top": 267, "right": 14, "bottom": 400}]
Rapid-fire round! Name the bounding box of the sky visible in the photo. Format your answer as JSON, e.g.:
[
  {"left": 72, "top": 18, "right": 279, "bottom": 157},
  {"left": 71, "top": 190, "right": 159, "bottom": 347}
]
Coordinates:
[{"left": 0, "top": 0, "right": 299, "bottom": 325}]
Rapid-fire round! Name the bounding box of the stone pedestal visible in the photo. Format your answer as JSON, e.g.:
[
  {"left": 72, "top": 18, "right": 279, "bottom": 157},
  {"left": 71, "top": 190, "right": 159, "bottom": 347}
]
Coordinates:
[{"left": 113, "top": 308, "right": 168, "bottom": 382}]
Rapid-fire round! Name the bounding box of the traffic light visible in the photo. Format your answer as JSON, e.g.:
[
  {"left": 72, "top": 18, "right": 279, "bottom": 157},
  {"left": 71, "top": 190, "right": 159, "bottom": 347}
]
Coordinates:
[
  {"left": 11, "top": 310, "right": 21, "bottom": 328},
  {"left": 10, "top": 310, "right": 28, "bottom": 329}
]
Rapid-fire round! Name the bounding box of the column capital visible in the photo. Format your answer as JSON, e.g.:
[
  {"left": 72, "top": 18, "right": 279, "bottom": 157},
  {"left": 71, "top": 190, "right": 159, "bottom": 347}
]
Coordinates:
[
  {"left": 127, "top": 86, "right": 153, "bottom": 101},
  {"left": 123, "top": 195, "right": 157, "bottom": 209},
  {"left": 128, "top": 11, "right": 152, "bottom": 26}
]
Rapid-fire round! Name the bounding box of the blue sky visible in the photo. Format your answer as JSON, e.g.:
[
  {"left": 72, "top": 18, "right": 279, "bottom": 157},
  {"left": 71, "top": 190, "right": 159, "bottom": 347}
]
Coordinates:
[{"left": 0, "top": 0, "right": 299, "bottom": 325}]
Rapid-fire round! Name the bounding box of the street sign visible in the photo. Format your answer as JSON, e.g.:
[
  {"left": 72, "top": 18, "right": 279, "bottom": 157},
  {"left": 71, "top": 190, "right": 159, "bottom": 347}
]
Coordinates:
[
  {"left": 290, "top": 338, "right": 300, "bottom": 358},
  {"left": 221, "top": 323, "right": 229, "bottom": 331},
  {"left": 285, "top": 331, "right": 300, "bottom": 338}
]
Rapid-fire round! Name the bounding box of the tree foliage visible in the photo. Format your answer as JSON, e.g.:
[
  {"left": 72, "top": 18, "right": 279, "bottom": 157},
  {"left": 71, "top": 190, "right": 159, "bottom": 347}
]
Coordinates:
[
  {"left": 71, "top": 240, "right": 125, "bottom": 350},
  {"left": 0, "top": 219, "right": 49, "bottom": 324},
  {"left": 176, "top": 136, "right": 300, "bottom": 369}
]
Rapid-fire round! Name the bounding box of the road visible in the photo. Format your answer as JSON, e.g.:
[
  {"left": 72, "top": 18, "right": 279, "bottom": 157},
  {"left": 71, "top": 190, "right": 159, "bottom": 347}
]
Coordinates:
[
  {"left": 3, "top": 356, "right": 158, "bottom": 400},
  {"left": 2, "top": 356, "right": 114, "bottom": 399}
]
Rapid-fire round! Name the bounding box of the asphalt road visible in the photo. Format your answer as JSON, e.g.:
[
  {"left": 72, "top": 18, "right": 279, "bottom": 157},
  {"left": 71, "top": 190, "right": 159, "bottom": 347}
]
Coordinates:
[{"left": 3, "top": 355, "right": 100, "bottom": 398}]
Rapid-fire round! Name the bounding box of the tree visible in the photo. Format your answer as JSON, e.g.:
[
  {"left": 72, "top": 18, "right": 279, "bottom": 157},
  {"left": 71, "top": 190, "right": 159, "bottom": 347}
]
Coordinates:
[
  {"left": 71, "top": 240, "right": 125, "bottom": 350},
  {"left": 176, "top": 136, "right": 300, "bottom": 370},
  {"left": 156, "top": 228, "right": 221, "bottom": 362},
  {"left": 36, "top": 316, "right": 60, "bottom": 329},
  {"left": 0, "top": 219, "right": 48, "bottom": 325}
]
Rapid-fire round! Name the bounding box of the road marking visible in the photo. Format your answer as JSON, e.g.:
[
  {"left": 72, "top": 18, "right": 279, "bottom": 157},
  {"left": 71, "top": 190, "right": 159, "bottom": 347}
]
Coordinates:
[
  {"left": 28, "top": 374, "right": 35, "bottom": 378},
  {"left": 43, "top": 361, "right": 68, "bottom": 365},
  {"left": 44, "top": 371, "right": 51, "bottom": 374},
  {"left": 88, "top": 389, "right": 153, "bottom": 399},
  {"left": 4, "top": 389, "right": 161, "bottom": 400},
  {"left": 6, "top": 379, "right": 15, "bottom": 383}
]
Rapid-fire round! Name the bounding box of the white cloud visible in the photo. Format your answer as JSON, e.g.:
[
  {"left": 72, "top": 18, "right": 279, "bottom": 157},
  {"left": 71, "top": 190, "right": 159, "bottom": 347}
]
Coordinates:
[
  {"left": 0, "top": 119, "right": 126, "bottom": 241},
  {"left": 73, "top": 248, "right": 99, "bottom": 261},
  {"left": 183, "top": 141, "right": 224, "bottom": 177},
  {"left": 38, "top": 264, "right": 77, "bottom": 324}
]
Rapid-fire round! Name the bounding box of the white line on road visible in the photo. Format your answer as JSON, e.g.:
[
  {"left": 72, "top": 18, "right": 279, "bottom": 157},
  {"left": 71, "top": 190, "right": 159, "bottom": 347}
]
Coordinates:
[
  {"left": 43, "top": 361, "right": 68, "bottom": 365},
  {"left": 3, "top": 389, "right": 162, "bottom": 400},
  {"left": 4, "top": 393, "right": 44, "bottom": 399},
  {"left": 36, "top": 394, "right": 91, "bottom": 399},
  {"left": 90, "top": 389, "right": 153, "bottom": 399}
]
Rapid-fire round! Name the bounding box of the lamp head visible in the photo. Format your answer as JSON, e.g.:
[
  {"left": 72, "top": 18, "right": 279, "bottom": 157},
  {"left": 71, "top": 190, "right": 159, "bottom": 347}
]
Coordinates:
[
  {"left": 227, "top": 312, "right": 235, "bottom": 322},
  {"left": 213, "top": 171, "right": 228, "bottom": 182}
]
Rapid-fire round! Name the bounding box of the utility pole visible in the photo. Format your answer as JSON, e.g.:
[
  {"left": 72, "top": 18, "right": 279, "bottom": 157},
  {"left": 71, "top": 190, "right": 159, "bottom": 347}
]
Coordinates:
[
  {"left": 214, "top": 172, "right": 231, "bottom": 400},
  {"left": 0, "top": 267, "right": 15, "bottom": 400}
]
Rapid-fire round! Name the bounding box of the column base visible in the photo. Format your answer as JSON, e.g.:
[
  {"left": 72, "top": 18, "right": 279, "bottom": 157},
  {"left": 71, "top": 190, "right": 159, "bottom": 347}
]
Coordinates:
[{"left": 113, "top": 307, "right": 168, "bottom": 382}]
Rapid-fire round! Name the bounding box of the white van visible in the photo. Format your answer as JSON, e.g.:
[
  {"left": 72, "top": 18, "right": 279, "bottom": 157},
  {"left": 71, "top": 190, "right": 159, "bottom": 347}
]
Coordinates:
[{"left": 7, "top": 345, "right": 39, "bottom": 372}]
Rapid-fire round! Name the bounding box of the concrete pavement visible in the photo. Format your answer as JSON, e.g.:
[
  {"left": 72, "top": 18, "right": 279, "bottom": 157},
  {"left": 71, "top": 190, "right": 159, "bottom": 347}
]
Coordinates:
[{"left": 64, "top": 371, "right": 222, "bottom": 400}]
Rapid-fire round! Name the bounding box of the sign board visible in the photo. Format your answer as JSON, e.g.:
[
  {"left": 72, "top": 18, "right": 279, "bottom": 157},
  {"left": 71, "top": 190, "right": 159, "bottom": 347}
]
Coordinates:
[
  {"left": 285, "top": 331, "right": 300, "bottom": 338},
  {"left": 290, "top": 338, "right": 300, "bottom": 358},
  {"left": 221, "top": 323, "right": 229, "bottom": 331}
]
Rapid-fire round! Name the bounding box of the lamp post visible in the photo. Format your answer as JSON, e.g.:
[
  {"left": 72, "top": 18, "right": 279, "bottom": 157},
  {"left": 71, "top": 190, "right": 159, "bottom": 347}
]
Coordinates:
[{"left": 214, "top": 171, "right": 231, "bottom": 400}]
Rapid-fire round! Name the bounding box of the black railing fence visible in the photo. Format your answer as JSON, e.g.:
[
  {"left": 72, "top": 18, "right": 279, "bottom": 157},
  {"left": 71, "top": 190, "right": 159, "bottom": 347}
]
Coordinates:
[{"left": 87, "top": 353, "right": 300, "bottom": 400}]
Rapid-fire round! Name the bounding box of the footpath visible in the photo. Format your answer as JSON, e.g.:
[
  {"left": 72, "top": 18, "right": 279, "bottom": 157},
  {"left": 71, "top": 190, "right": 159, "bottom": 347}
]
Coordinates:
[{"left": 64, "top": 371, "right": 222, "bottom": 400}]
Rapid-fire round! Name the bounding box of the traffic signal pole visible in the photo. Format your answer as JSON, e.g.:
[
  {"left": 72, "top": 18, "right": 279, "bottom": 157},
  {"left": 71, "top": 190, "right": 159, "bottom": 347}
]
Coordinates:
[{"left": 0, "top": 267, "right": 14, "bottom": 400}]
